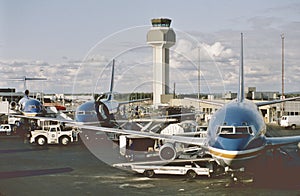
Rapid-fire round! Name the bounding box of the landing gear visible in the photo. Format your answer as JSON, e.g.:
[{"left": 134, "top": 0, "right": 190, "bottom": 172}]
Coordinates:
[{"left": 227, "top": 170, "right": 254, "bottom": 186}]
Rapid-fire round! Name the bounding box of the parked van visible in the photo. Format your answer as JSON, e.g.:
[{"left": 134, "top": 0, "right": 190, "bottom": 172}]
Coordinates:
[{"left": 280, "top": 115, "right": 300, "bottom": 129}]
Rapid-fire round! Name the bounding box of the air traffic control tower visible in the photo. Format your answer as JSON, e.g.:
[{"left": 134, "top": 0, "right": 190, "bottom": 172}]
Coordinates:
[{"left": 147, "top": 18, "right": 176, "bottom": 107}]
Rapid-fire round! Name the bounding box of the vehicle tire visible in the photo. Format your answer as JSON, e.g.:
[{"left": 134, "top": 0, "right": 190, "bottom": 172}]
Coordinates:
[
  {"left": 186, "top": 170, "right": 197, "bottom": 179},
  {"left": 4, "top": 128, "right": 10, "bottom": 136},
  {"left": 60, "top": 136, "right": 70, "bottom": 146},
  {"left": 291, "top": 124, "right": 296, "bottom": 130},
  {"left": 36, "top": 136, "right": 47, "bottom": 146},
  {"left": 143, "top": 170, "right": 155, "bottom": 178}
]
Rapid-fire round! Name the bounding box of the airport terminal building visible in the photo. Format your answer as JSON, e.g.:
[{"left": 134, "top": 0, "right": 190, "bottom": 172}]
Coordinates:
[{"left": 170, "top": 87, "right": 300, "bottom": 124}]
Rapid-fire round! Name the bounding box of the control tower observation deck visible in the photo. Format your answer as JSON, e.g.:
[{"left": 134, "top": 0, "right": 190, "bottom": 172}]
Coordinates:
[{"left": 147, "top": 18, "right": 176, "bottom": 107}]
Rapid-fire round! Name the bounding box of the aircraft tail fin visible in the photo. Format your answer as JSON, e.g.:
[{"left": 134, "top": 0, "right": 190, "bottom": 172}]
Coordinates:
[
  {"left": 107, "top": 59, "right": 115, "bottom": 101},
  {"left": 238, "top": 33, "right": 245, "bottom": 103}
]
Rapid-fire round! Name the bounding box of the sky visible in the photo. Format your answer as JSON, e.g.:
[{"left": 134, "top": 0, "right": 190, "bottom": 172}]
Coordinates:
[{"left": 0, "top": 0, "right": 300, "bottom": 95}]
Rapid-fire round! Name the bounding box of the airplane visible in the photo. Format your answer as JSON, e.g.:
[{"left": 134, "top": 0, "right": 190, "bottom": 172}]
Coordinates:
[
  {"left": 17, "top": 89, "right": 45, "bottom": 116},
  {"left": 7, "top": 77, "right": 47, "bottom": 116},
  {"left": 75, "top": 59, "right": 150, "bottom": 124},
  {"left": 74, "top": 33, "right": 300, "bottom": 175}
]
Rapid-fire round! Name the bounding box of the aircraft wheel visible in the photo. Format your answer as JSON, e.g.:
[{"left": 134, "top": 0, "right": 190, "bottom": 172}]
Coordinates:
[
  {"left": 143, "top": 170, "right": 155, "bottom": 178},
  {"left": 36, "top": 136, "right": 47, "bottom": 146},
  {"left": 60, "top": 136, "right": 70, "bottom": 146},
  {"left": 186, "top": 170, "right": 197, "bottom": 179}
]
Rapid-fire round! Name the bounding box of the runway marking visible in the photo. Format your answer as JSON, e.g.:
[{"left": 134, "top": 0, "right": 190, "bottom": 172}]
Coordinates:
[{"left": 0, "top": 167, "right": 73, "bottom": 179}]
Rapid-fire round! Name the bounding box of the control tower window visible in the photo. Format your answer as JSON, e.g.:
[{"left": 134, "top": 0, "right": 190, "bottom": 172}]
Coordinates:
[{"left": 151, "top": 18, "right": 171, "bottom": 27}]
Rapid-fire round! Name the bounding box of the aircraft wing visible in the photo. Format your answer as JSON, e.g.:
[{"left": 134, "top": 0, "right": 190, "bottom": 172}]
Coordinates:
[
  {"left": 118, "top": 98, "right": 151, "bottom": 105},
  {"left": 256, "top": 96, "right": 300, "bottom": 107},
  {"left": 78, "top": 123, "right": 207, "bottom": 146},
  {"left": 11, "top": 114, "right": 207, "bottom": 146},
  {"left": 11, "top": 114, "right": 75, "bottom": 124},
  {"left": 265, "top": 136, "right": 300, "bottom": 148},
  {"left": 158, "top": 112, "right": 198, "bottom": 118}
]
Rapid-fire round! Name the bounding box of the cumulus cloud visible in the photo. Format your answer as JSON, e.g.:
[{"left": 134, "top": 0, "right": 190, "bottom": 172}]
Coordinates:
[
  {"left": 169, "top": 38, "right": 239, "bottom": 93},
  {"left": 0, "top": 60, "right": 81, "bottom": 93},
  {"left": 2, "top": 17, "right": 300, "bottom": 95},
  {"left": 202, "top": 42, "right": 234, "bottom": 59}
]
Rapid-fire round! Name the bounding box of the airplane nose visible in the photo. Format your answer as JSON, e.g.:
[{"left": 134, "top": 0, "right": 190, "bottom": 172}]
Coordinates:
[
  {"left": 75, "top": 115, "right": 84, "bottom": 122},
  {"left": 215, "top": 135, "right": 251, "bottom": 151},
  {"left": 75, "top": 114, "right": 88, "bottom": 122},
  {"left": 75, "top": 113, "right": 98, "bottom": 123}
]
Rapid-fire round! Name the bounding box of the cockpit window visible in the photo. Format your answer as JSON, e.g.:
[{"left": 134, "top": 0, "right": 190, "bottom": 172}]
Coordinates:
[
  {"left": 217, "top": 126, "right": 254, "bottom": 135},
  {"left": 220, "top": 127, "right": 234, "bottom": 134},
  {"left": 248, "top": 126, "right": 253, "bottom": 134},
  {"left": 77, "top": 111, "right": 85, "bottom": 115},
  {"left": 76, "top": 111, "right": 96, "bottom": 115},
  {"left": 236, "top": 127, "right": 249, "bottom": 134}
]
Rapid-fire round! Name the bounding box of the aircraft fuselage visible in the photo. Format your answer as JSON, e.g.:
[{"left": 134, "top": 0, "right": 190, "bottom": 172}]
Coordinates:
[{"left": 207, "top": 99, "right": 267, "bottom": 168}]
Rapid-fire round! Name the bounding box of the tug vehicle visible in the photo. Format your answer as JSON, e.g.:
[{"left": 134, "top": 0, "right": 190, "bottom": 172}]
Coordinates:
[{"left": 30, "top": 124, "right": 79, "bottom": 146}]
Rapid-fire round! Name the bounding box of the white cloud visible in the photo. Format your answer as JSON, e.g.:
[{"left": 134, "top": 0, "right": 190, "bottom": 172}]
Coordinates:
[
  {"left": 2, "top": 15, "right": 300, "bottom": 95},
  {"left": 202, "top": 42, "right": 234, "bottom": 59}
]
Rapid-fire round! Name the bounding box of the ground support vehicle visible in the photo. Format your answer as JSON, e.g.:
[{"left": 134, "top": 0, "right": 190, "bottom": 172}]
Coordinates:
[
  {"left": 113, "top": 158, "right": 214, "bottom": 179},
  {"left": 280, "top": 115, "right": 300, "bottom": 129},
  {"left": 30, "top": 125, "right": 79, "bottom": 146},
  {"left": 0, "top": 124, "right": 13, "bottom": 135}
]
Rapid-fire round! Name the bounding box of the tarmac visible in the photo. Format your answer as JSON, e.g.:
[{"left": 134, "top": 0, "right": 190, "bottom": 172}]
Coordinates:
[{"left": 0, "top": 125, "right": 300, "bottom": 195}]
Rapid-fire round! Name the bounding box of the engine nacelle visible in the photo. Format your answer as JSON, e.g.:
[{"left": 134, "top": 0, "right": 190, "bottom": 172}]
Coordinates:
[
  {"left": 159, "top": 143, "right": 177, "bottom": 161},
  {"left": 10, "top": 101, "right": 17, "bottom": 110}
]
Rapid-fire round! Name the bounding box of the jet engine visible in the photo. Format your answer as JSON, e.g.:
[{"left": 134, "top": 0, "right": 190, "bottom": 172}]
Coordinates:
[
  {"left": 10, "top": 101, "right": 17, "bottom": 110},
  {"left": 159, "top": 143, "right": 177, "bottom": 161}
]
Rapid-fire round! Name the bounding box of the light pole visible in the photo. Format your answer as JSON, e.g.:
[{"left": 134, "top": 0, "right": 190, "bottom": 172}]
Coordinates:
[
  {"left": 198, "top": 47, "right": 201, "bottom": 100},
  {"left": 281, "top": 33, "right": 285, "bottom": 116}
]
